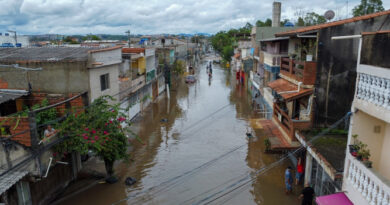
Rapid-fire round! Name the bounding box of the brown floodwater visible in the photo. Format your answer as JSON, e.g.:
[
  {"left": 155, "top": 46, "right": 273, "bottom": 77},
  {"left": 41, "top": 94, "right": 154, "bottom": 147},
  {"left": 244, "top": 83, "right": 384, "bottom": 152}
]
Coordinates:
[{"left": 58, "top": 59, "right": 300, "bottom": 205}]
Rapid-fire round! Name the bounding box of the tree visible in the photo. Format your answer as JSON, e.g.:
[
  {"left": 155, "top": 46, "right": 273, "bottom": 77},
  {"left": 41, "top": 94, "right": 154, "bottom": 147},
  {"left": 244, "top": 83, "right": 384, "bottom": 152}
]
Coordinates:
[
  {"left": 256, "top": 18, "right": 272, "bottom": 27},
  {"left": 58, "top": 96, "right": 129, "bottom": 177},
  {"left": 297, "top": 17, "right": 305, "bottom": 26},
  {"left": 221, "top": 45, "right": 234, "bottom": 62},
  {"left": 82, "top": 35, "right": 101, "bottom": 41},
  {"left": 304, "top": 12, "right": 326, "bottom": 26},
  {"left": 352, "top": 0, "right": 385, "bottom": 17}
]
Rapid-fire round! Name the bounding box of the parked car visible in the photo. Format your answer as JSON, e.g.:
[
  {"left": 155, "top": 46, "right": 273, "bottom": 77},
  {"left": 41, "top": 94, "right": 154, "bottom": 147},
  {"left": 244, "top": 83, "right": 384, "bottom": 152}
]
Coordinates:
[
  {"left": 185, "top": 75, "right": 196, "bottom": 83},
  {"left": 213, "top": 60, "right": 220, "bottom": 64}
]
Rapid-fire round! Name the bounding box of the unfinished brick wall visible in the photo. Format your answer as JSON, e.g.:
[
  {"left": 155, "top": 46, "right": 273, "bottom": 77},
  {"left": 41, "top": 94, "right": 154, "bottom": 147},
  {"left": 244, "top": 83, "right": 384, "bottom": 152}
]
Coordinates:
[
  {"left": 0, "top": 93, "right": 85, "bottom": 147},
  {"left": 0, "top": 117, "right": 31, "bottom": 146},
  {"left": 0, "top": 78, "right": 8, "bottom": 89}
]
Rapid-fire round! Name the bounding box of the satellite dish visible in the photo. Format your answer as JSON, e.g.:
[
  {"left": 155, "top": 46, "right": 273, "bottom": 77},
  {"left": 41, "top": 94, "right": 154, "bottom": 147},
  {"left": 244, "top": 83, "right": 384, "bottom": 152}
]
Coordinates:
[{"left": 324, "top": 10, "right": 335, "bottom": 21}]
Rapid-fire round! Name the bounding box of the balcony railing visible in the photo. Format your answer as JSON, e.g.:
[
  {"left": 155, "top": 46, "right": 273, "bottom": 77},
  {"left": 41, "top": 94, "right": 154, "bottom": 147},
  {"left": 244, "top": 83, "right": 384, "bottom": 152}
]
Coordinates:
[
  {"left": 345, "top": 153, "right": 390, "bottom": 204},
  {"left": 280, "top": 58, "right": 317, "bottom": 85},
  {"left": 263, "top": 52, "right": 288, "bottom": 66},
  {"left": 356, "top": 73, "right": 390, "bottom": 110},
  {"left": 273, "top": 103, "right": 311, "bottom": 140},
  {"left": 274, "top": 103, "right": 294, "bottom": 137}
]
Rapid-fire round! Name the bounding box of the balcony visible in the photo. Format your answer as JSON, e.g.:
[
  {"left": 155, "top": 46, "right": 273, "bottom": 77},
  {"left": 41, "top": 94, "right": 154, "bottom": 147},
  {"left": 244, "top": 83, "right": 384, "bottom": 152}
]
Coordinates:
[
  {"left": 263, "top": 52, "right": 288, "bottom": 67},
  {"left": 280, "top": 58, "right": 317, "bottom": 85},
  {"left": 273, "top": 103, "right": 311, "bottom": 141},
  {"left": 355, "top": 72, "right": 390, "bottom": 123},
  {"left": 344, "top": 153, "right": 390, "bottom": 205}
]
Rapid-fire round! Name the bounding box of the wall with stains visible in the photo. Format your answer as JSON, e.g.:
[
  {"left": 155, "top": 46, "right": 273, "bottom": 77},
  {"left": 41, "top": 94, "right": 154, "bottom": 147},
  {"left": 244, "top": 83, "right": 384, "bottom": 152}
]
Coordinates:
[{"left": 314, "top": 14, "right": 390, "bottom": 126}]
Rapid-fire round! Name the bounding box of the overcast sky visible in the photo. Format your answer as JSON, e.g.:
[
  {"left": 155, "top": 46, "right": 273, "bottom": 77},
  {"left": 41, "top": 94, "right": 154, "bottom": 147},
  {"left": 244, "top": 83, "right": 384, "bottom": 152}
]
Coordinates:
[{"left": 1, "top": 0, "right": 389, "bottom": 35}]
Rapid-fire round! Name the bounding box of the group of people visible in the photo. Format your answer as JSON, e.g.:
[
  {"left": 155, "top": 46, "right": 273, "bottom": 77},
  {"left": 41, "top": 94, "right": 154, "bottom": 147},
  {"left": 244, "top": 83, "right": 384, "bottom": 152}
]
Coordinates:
[{"left": 285, "top": 157, "right": 315, "bottom": 205}]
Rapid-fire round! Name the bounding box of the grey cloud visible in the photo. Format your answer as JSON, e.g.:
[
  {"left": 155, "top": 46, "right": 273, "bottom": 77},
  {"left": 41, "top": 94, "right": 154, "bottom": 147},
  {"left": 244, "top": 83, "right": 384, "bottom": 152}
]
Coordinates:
[{"left": 3, "top": 0, "right": 389, "bottom": 35}]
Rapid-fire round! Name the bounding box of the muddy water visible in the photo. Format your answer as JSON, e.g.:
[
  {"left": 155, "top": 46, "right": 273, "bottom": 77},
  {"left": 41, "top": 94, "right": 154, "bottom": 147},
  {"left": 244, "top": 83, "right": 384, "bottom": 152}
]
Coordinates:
[{"left": 59, "top": 60, "right": 299, "bottom": 205}]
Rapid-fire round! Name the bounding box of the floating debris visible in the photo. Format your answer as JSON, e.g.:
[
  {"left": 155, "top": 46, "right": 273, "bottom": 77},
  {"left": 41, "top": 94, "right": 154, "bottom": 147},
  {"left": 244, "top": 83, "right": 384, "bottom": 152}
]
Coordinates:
[{"left": 125, "top": 177, "right": 137, "bottom": 186}]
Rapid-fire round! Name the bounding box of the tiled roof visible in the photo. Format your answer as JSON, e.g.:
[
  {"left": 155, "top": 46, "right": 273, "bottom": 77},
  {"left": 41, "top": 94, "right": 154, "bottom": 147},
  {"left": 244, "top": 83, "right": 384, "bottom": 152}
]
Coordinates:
[
  {"left": 268, "top": 78, "right": 313, "bottom": 101},
  {"left": 0, "top": 170, "right": 28, "bottom": 195},
  {"left": 276, "top": 10, "right": 390, "bottom": 37},
  {"left": 122, "top": 48, "right": 145, "bottom": 54},
  {"left": 362, "top": 30, "right": 390, "bottom": 35}
]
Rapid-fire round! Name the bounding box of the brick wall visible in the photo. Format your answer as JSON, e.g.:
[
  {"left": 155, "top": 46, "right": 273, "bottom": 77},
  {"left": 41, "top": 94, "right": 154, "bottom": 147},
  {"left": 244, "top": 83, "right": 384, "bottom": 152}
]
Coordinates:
[
  {"left": 0, "top": 78, "right": 8, "bottom": 89},
  {"left": 0, "top": 117, "right": 31, "bottom": 146},
  {"left": 0, "top": 92, "right": 85, "bottom": 147}
]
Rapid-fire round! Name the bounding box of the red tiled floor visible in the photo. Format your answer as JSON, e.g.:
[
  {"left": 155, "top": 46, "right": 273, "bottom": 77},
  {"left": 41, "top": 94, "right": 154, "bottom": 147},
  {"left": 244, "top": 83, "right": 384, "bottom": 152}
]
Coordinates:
[{"left": 257, "top": 119, "right": 299, "bottom": 150}]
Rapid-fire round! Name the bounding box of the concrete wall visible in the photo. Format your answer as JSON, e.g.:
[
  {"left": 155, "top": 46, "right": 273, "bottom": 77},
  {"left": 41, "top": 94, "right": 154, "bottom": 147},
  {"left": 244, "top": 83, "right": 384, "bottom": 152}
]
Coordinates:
[
  {"left": 314, "top": 15, "right": 390, "bottom": 126},
  {"left": 350, "top": 110, "right": 390, "bottom": 179},
  {"left": 0, "top": 61, "right": 89, "bottom": 94},
  {"left": 88, "top": 64, "right": 120, "bottom": 103},
  {"left": 378, "top": 124, "right": 390, "bottom": 180},
  {"left": 0, "top": 35, "right": 30, "bottom": 47}
]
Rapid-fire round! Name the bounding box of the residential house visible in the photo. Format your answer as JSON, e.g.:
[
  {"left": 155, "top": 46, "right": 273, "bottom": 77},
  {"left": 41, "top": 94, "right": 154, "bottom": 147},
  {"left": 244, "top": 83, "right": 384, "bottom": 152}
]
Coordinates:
[
  {"left": 0, "top": 46, "right": 123, "bottom": 104},
  {"left": 327, "top": 31, "right": 390, "bottom": 205},
  {"left": 0, "top": 90, "right": 86, "bottom": 205},
  {"left": 272, "top": 10, "right": 390, "bottom": 198},
  {"left": 0, "top": 32, "right": 30, "bottom": 47}
]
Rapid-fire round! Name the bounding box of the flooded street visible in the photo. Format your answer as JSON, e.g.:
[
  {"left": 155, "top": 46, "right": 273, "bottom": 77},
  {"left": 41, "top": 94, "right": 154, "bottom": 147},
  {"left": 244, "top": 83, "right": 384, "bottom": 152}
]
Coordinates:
[{"left": 59, "top": 59, "right": 299, "bottom": 205}]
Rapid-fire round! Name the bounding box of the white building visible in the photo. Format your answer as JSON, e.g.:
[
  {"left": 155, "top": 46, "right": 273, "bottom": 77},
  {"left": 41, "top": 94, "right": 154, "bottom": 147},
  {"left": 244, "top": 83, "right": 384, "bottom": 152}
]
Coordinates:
[{"left": 0, "top": 32, "right": 29, "bottom": 47}]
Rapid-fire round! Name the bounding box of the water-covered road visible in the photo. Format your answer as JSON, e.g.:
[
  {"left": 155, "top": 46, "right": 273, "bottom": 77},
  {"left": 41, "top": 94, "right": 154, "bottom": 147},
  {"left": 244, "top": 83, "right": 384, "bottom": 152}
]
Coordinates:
[{"left": 59, "top": 58, "right": 299, "bottom": 205}]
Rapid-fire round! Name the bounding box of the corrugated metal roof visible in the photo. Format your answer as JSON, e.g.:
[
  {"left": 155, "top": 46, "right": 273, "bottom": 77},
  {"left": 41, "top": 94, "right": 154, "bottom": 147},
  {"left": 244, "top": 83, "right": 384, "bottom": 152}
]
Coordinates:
[
  {"left": 0, "top": 89, "right": 29, "bottom": 104},
  {"left": 276, "top": 10, "right": 390, "bottom": 37},
  {"left": 0, "top": 170, "right": 28, "bottom": 195},
  {"left": 0, "top": 47, "right": 96, "bottom": 62}
]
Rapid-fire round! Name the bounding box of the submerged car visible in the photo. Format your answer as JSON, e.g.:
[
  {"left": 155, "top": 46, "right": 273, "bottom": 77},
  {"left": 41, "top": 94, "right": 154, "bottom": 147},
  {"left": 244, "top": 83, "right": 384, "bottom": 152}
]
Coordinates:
[{"left": 185, "top": 75, "right": 196, "bottom": 83}]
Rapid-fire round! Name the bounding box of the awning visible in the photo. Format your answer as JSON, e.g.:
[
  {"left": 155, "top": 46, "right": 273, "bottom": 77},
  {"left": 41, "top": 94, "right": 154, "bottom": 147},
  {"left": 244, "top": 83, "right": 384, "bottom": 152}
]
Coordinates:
[
  {"left": 0, "top": 170, "right": 28, "bottom": 195},
  {"left": 316, "top": 192, "right": 353, "bottom": 205},
  {"left": 0, "top": 89, "right": 29, "bottom": 104},
  {"left": 268, "top": 78, "right": 313, "bottom": 101}
]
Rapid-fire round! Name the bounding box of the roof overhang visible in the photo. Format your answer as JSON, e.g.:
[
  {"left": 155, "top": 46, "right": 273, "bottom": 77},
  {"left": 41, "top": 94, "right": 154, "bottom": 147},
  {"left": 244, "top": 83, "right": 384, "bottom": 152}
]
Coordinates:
[
  {"left": 260, "top": 37, "right": 289, "bottom": 42},
  {"left": 268, "top": 78, "right": 313, "bottom": 101},
  {"left": 0, "top": 170, "right": 28, "bottom": 195},
  {"left": 0, "top": 89, "right": 29, "bottom": 104}
]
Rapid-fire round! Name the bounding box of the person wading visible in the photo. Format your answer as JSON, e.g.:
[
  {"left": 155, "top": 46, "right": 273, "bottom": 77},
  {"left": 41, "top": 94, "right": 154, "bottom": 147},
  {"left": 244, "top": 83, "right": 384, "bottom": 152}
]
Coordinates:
[
  {"left": 285, "top": 166, "right": 293, "bottom": 194},
  {"left": 296, "top": 157, "right": 304, "bottom": 185},
  {"left": 299, "top": 183, "right": 315, "bottom": 205}
]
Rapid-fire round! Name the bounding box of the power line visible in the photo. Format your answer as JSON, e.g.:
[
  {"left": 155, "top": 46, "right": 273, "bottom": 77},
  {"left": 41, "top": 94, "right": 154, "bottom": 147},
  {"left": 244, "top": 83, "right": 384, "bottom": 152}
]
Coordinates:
[{"left": 190, "top": 112, "right": 352, "bottom": 205}]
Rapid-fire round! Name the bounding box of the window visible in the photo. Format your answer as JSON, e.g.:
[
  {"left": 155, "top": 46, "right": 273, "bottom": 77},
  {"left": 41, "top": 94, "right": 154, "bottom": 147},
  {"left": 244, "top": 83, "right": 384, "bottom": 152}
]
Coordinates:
[{"left": 100, "top": 73, "right": 110, "bottom": 91}]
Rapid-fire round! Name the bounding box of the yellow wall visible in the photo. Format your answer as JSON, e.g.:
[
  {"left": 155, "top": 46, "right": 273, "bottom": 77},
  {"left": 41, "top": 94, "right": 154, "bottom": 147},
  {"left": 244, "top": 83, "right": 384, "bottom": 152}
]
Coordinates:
[
  {"left": 351, "top": 111, "right": 388, "bottom": 179},
  {"left": 138, "top": 57, "right": 146, "bottom": 74},
  {"left": 131, "top": 57, "right": 146, "bottom": 74},
  {"left": 378, "top": 124, "right": 390, "bottom": 180}
]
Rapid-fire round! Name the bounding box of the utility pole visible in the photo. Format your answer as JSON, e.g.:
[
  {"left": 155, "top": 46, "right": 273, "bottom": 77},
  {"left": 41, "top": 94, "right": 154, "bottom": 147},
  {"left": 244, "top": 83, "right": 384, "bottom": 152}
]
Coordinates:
[
  {"left": 7, "top": 30, "right": 17, "bottom": 46},
  {"left": 125, "top": 30, "right": 131, "bottom": 47}
]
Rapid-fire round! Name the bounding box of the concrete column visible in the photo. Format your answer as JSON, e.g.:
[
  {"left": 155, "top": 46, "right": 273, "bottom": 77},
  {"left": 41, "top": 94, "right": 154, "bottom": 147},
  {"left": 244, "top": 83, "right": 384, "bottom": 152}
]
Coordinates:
[{"left": 304, "top": 151, "right": 313, "bottom": 185}]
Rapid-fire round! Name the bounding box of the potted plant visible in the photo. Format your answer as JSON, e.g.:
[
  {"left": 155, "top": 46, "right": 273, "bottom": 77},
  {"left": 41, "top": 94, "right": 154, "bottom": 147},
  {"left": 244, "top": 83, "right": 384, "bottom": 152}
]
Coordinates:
[
  {"left": 264, "top": 138, "right": 271, "bottom": 152},
  {"left": 361, "top": 149, "right": 370, "bottom": 161},
  {"left": 363, "top": 160, "right": 373, "bottom": 168},
  {"left": 349, "top": 134, "right": 359, "bottom": 156}
]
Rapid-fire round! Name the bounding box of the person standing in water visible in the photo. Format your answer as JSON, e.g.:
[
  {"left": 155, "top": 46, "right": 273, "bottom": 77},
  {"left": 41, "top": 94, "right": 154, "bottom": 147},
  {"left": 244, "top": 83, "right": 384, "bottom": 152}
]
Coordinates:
[{"left": 285, "top": 166, "right": 293, "bottom": 194}]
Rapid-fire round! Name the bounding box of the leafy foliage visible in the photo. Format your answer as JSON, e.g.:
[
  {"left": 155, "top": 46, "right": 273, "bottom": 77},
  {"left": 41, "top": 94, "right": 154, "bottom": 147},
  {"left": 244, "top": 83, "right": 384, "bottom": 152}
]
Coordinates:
[
  {"left": 256, "top": 18, "right": 272, "bottom": 27},
  {"left": 57, "top": 96, "right": 129, "bottom": 175},
  {"left": 303, "top": 12, "right": 326, "bottom": 26},
  {"left": 352, "top": 0, "right": 385, "bottom": 17},
  {"left": 82, "top": 35, "right": 101, "bottom": 41},
  {"left": 172, "top": 60, "right": 186, "bottom": 75}
]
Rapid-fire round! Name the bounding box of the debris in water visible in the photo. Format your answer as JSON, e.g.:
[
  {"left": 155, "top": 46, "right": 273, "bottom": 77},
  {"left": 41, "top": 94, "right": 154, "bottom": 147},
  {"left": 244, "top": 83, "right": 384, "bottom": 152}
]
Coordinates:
[
  {"left": 105, "top": 176, "right": 118, "bottom": 184},
  {"left": 161, "top": 118, "right": 168, "bottom": 122},
  {"left": 125, "top": 177, "right": 137, "bottom": 186}
]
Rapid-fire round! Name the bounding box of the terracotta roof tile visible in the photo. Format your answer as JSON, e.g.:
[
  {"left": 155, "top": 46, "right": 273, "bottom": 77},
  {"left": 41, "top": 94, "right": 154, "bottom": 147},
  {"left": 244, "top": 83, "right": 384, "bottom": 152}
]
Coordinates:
[
  {"left": 276, "top": 10, "right": 390, "bottom": 37},
  {"left": 268, "top": 78, "right": 313, "bottom": 101},
  {"left": 122, "top": 48, "right": 145, "bottom": 54}
]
